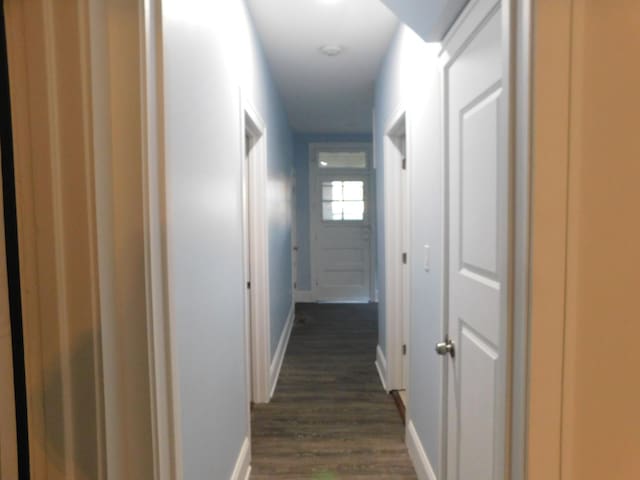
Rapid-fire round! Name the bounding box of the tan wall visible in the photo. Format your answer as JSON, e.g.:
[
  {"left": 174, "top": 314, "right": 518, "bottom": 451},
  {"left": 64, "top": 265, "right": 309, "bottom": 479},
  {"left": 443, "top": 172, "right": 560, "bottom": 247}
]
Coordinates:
[
  {"left": 529, "top": 1, "right": 640, "bottom": 479},
  {"left": 561, "top": 1, "right": 640, "bottom": 478},
  {"left": 527, "top": 1, "right": 573, "bottom": 478}
]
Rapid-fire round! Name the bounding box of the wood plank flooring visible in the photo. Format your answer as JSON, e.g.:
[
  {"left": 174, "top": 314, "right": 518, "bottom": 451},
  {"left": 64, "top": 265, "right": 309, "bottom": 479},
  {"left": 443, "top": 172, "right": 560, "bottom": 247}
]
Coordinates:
[{"left": 251, "top": 303, "right": 417, "bottom": 479}]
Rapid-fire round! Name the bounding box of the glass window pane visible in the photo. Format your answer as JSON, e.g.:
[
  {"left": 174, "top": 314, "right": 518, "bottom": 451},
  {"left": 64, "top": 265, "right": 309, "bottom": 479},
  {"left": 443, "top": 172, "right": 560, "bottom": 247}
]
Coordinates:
[
  {"left": 318, "top": 152, "right": 367, "bottom": 169},
  {"left": 322, "top": 201, "right": 343, "bottom": 221},
  {"left": 321, "top": 180, "right": 366, "bottom": 221},
  {"left": 322, "top": 181, "right": 345, "bottom": 201},
  {"left": 322, "top": 184, "right": 333, "bottom": 201},
  {"left": 342, "top": 181, "right": 364, "bottom": 201},
  {"left": 342, "top": 201, "right": 365, "bottom": 221}
]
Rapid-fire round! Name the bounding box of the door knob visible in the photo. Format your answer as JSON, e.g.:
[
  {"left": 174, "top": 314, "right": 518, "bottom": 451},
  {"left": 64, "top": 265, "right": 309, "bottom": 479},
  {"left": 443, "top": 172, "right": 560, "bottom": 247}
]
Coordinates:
[{"left": 435, "top": 339, "right": 455, "bottom": 357}]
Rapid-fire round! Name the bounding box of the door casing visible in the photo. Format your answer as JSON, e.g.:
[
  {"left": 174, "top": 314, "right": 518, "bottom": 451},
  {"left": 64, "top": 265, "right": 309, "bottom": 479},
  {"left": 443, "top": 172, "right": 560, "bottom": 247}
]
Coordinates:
[
  {"left": 382, "top": 108, "right": 411, "bottom": 393},
  {"left": 240, "top": 97, "right": 271, "bottom": 405}
]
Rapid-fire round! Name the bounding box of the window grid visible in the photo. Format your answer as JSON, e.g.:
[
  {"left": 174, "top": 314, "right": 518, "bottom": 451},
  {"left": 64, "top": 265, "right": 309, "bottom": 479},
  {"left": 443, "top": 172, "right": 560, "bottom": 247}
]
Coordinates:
[{"left": 321, "top": 181, "right": 365, "bottom": 222}]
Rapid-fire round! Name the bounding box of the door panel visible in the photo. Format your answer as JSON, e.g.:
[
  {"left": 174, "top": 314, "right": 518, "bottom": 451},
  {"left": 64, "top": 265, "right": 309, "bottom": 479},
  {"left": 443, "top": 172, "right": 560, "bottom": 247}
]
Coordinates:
[
  {"left": 444, "top": 1, "right": 509, "bottom": 479},
  {"left": 313, "top": 173, "right": 372, "bottom": 302},
  {"left": 458, "top": 325, "right": 498, "bottom": 480}
]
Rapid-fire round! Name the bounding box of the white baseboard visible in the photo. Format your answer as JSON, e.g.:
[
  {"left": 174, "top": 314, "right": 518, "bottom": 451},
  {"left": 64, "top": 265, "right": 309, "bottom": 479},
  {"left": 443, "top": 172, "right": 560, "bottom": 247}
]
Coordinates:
[
  {"left": 269, "top": 303, "right": 295, "bottom": 398},
  {"left": 406, "top": 420, "right": 438, "bottom": 480},
  {"left": 230, "top": 436, "right": 251, "bottom": 480},
  {"left": 375, "top": 344, "right": 389, "bottom": 392},
  {"left": 294, "top": 289, "right": 313, "bottom": 303}
]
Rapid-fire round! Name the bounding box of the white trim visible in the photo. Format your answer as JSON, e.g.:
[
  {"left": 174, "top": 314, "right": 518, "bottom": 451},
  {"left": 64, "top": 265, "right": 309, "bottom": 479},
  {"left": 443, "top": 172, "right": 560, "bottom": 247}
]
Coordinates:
[
  {"left": 440, "top": 0, "right": 482, "bottom": 53},
  {"left": 406, "top": 420, "right": 438, "bottom": 480},
  {"left": 510, "top": 1, "right": 532, "bottom": 478},
  {"left": 269, "top": 303, "right": 295, "bottom": 398},
  {"left": 375, "top": 345, "right": 389, "bottom": 392},
  {"left": 382, "top": 107, "right": 410, "bottom": 391},
  {"left": 241, "top": 96, "right": 272, "bottom": 404},
  {"left": 294, "top": 290, "right": 313, "bottom": 303},
  {"left": 229, "top": 436, "right": 252, "bottom": 480},
  {"left": 140, "top": 1, "right": 182, "bottom": 478}
]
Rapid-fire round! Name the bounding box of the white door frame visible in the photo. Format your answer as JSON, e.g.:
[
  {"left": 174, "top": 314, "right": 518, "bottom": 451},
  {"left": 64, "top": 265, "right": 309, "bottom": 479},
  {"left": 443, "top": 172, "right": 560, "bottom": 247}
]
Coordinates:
[
  {"left": 437, "top": 0, "right": 532, "bottom": 478},
  {"left": 240, "top": 97, "right": 271, "bottom": 404},
  {"left": 510, "top": 0, "right": 531, "bottom": 478},
  {"left": 308, "top": 142, "right": 375, "bottom": 302},
  {"left": 382, "top": 108, "right": 411, "bottom": 392},
  {"left": 291, "top": 171, "right": 298, "bottom": 292}
]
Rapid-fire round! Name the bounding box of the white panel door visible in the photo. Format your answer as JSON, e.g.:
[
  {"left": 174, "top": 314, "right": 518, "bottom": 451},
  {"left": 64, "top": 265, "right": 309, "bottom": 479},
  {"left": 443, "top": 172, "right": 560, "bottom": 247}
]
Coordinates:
[
  {"left": 311, "top": 172, "right": 372, "bottom": 302},
  {"left": 443, "top": 1, "right": 510, "bottom": 479}
]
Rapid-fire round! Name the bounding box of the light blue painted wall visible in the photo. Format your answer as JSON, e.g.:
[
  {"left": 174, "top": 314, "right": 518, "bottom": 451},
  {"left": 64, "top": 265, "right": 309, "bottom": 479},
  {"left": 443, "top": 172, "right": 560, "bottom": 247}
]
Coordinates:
[
  {"left": 293, "top": 133, "right": 373, "bottom": 292},
  {"left": 374, "top": 26, "right": 444, "bottom": 474},
  {"left": 379, "top": 0, "right": 469, "bottom": 41},
  {"left": 162, "top": 0, "right": 293, "bottom": 477},
  {"left": 267, "top": 111, "right": 295, "bottom": 356}
]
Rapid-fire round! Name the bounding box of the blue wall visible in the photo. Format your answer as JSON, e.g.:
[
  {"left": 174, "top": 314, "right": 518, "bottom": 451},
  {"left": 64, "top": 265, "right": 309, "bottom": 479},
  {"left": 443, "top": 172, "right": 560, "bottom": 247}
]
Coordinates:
[
  {"left": 162, "top": 0, "right": 293, "bottom": 477},
  {"left": 374, "top": 26, "right": 445, "bottom": 475},
  {"left": 293, "top": 133, "right": 373, "bottom": 292},
  {"left": 379, "top": 0, "right": 469, "bottom": 41},
  {"left": 267, "top": 109, "right": 295, "bottom": 356}
]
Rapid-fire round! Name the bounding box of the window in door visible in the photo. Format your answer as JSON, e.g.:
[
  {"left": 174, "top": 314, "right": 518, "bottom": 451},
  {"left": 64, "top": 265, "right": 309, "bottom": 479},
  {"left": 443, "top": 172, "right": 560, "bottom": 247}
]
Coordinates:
[
  {"left": 321, "top": 180, "right": 365, "bottom": 221},
  {"left": 317, "top": 151, "right": 367, "bottom": 169}
]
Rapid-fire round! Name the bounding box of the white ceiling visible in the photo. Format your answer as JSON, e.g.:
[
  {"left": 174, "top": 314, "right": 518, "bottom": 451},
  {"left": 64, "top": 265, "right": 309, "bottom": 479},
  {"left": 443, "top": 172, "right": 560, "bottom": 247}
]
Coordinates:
[{"left": 247, "top": 0, "right": 398, "bottom": 134}]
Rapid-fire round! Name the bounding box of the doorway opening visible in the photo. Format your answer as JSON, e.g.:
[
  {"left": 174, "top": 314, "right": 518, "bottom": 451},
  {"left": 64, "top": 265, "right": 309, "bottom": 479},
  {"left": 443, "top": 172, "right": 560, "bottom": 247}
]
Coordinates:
[
  {"left": 308, "top": 142, "right": 375, "bottom": 303},
  {"left": 241, "top": 101, "right": 271, "bottom": 405},
  {"left": 382, "top": 110, "right": 410, "bottom": 395}
]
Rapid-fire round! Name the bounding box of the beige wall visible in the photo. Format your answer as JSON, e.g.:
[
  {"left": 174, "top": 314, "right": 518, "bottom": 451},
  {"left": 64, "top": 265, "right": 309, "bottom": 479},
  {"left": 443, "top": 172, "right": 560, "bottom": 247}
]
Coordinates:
[
  {"left": 5, "top": 1, "right": 117, "bottom": 478},
  {"left": 561, "top": 1, "right": 640, "bottom": 478},
  {"left": 529, "top": 1, "right": 640, "bottom": 479}
]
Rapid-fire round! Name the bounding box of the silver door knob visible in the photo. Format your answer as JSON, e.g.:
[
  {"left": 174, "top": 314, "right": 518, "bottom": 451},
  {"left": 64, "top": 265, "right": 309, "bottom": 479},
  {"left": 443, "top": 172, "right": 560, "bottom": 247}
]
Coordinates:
[{"left": 435, "top": 339, "right": 455, "bottom": 357}]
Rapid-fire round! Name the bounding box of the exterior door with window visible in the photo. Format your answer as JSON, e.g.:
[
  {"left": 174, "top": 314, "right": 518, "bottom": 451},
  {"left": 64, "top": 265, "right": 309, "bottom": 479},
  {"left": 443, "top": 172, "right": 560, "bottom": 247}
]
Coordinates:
[{"left": 310, "top": 147, "right": 373, "bottom": 302}]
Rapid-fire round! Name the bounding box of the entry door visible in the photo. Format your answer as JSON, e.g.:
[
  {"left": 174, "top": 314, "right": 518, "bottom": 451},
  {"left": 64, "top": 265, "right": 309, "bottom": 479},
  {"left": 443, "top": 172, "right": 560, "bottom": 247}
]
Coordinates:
[
  {"left": 443, "top": 1, "right": 510, "bottom": 479},
  {"left": 311, "top": 150, "right": 373, "bottom": 302}
]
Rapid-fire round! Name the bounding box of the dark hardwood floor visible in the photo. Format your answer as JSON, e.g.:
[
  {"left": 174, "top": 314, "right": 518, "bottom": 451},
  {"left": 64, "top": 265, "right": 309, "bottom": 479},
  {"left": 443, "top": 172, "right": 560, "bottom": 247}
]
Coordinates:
[{"left": 251, "top": 302, "right": 417, "bottom": 479}]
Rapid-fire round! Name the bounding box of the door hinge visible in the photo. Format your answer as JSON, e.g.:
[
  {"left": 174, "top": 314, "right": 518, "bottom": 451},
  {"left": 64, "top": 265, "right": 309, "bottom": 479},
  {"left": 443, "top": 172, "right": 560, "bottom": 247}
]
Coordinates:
[
  {"left": 247, "top": 281, "right": 251, "bottom": 290},
  {"left": 402, "top": 344, "right": 407, "bottom": 355},
  {"left": 294, "top": 281, "right": 297, "bottom": 289},
  {"left": 402, "top": 157, "right": 407, "bottom": 170},
  {"left": 402, "top": 252, "right": 407, "bottom": 264}
]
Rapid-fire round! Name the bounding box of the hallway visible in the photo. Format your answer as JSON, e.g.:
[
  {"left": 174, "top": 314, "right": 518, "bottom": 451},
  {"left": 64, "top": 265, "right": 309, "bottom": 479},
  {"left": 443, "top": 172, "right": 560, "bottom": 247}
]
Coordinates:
[{"left": 251, "top": 303, "right": 416, "bottom": 479}]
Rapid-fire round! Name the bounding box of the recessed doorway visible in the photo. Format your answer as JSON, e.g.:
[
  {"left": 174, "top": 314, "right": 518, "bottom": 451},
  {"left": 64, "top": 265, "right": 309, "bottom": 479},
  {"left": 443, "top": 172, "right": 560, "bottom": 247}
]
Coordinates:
[{"left": 309, "top": 143, "right": 375, "bottom": 303}]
